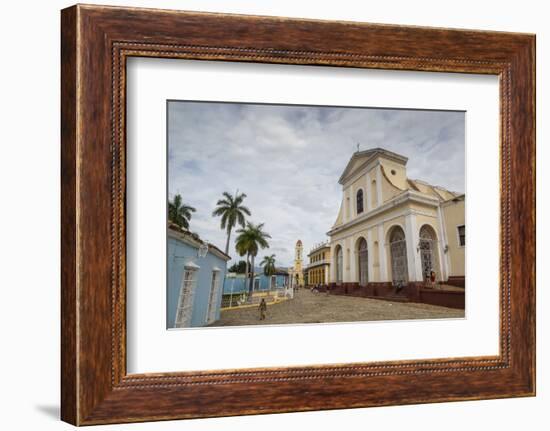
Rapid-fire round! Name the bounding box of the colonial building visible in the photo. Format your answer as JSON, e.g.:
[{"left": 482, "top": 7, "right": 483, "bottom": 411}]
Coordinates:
[
  {"left": 327, "top": 148, "right": 465, "bottom": 296},
  {"left": 305, "top": 242, "right": 331, "bottom": 286},
  {"left": 167, "top": 224, "right": 230, "bottom": 328},
  {"left": 288, "top": 239, "right": 305, "bottom": 288}
]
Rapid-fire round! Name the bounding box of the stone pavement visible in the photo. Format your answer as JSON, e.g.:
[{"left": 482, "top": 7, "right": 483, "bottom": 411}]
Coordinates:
[{"left": 213, "top": 288, "right": 464, "bottom": 327}]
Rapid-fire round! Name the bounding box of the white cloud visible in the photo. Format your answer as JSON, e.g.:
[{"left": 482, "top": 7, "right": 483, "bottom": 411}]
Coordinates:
[{"left": 168, "top": 101, "right": 465, "bottom": 267}]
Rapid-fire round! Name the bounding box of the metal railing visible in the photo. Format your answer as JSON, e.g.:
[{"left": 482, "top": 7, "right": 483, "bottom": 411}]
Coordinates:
[{"left": 305, "top": 259, "right": 330, "bottom": 269}]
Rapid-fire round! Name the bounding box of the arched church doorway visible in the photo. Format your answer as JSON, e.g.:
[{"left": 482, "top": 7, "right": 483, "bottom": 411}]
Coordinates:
[
  {"left": 389, "top": 226, "right": 408, "bottom": 286},
  {"left": 357, "top": 237, "right": 368, "bottom": 286},
  {"left": 419, "top": 225, "right": 440, "bottom": 284}
]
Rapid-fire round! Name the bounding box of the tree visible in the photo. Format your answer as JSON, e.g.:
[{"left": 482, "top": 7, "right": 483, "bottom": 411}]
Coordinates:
[
  {"left": 228, "top": 260, "right": 247, "bottom": 274},
  {"left": 235, "top": 222, "right": 271, "bottom": 297},
  {"left": 212, "top": 191, "right": 251, "bottom": 255},
  {"left": 260, "top": 254, "right": 276, "bottom": 277},
  {"left": 168, "top": 194, "right": 196, "bottom": 229}
]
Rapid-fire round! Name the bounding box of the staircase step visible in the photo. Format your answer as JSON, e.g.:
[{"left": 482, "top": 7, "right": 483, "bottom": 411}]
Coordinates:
[{"left": 367, "top": 295, "right": 410, "bottom": 303}]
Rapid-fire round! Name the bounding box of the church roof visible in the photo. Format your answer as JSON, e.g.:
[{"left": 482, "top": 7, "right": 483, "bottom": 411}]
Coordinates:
[
  {"left": 330, "top": 149, "right": 462, "bottom": 231},
  {"left": 168, "top": 222, "right": 231, "bottom": 261},
  {"left": 338, "top": 148, "right": 408, "bottom": 185},
  {"left": 405, "top": 179, "right": 461, "bottom": 201},
  {"left": 296, "top": 239, "right": 302, "bottom": 245}
]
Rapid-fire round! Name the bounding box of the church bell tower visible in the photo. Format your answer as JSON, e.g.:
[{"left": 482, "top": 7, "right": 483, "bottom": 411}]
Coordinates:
[{"left": 293, "top": 240, "right": 304, "bottom": 286}]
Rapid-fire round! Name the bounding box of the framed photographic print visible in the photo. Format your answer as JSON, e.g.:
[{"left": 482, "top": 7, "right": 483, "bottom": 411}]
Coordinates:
[{"left": 61, "top": 4, "right": 535, "bottom": 425}]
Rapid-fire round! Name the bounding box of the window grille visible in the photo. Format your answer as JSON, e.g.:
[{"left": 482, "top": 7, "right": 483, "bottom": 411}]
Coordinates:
[
  {"left": 358, "top": 238, "right": 368, "bottom": 286},
  {"left": 175, "top": 266, "right": 198, "bottom": 328},
  {"left": 457, "top": 225, "right": 466, "bottom": 246},
  {"left": 206, "top": 270, "right": 221, "bottom": 324},
  {"left": 419, "top": 225, "right": 438, "bottom": 282},
  {"left": 356, "top": 189, "right": 364, "bottom": 214},
  {"left": 389, "top": 227, "right": 408, "bottom": 286},
  {"left": 336, "top": 246, "right": 343, "bottom": 283}
]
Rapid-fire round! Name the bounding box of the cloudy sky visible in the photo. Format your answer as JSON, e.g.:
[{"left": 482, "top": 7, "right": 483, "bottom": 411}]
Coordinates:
[{"left": 168, "top": 101, "right": 465, "bottom": 268}]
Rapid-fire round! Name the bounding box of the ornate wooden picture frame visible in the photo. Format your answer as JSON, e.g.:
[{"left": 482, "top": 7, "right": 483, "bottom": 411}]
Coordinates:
[{"left": 61, "top": 4, "right": 535, "bottom": 425}]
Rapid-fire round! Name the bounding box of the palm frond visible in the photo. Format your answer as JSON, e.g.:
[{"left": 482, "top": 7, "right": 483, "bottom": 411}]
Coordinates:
[
  {"left": 215, "top": 199, "right": 231, "bottom": 207},
  {"left": 181, "top": 217, "right": 190, "bottom": 229},
  {"left": 222, "top": 191, "right": 234, "bottom": 202},
  {"left": 220, "top": 212, "right": 228, "bottom": 229},
  {"left": 239, "top": 205, "right": 251, "bottom": 217},
  {"left": 212, "top": 206, "right": 227, "bottom": 217},
  {"left": 168, "top": 194, "right": 195, "bottom": 229},
  {"left": 181, "top": 204, "right": 196, "bottom": 213},
  {"left": 236, "top": 211, "right": 246, "bottom": 228},
  {"left": 234, "top": 192, "right": 247, "bottom": 205}
]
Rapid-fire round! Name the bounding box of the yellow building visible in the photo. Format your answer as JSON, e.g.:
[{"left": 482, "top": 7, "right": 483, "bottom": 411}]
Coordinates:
[
  {"left": 328, "top": 148, "right": 465, "bottom": 289},
  {"left": 288, "top": 239, "right": 305, "bottom": 288},
  {"left": 441, "top": 195, "right": 465, "bottom": 285},
  {"left": 306, "top": 242, "right": 331, "bottom": 286}
]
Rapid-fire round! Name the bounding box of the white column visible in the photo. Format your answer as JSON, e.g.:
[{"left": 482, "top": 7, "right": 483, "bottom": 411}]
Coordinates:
[
  {"left": 376, "top": 164, "right": 383, "bottom": 207},
  {"left": 367, "top": 229, "right": 374, "bottom": 282},
  {"left": 405, "top": 213, "right": 422, "bottom": 282},
  {"left": 378, "top": 224, "right": 388, "bottom": 282},
  {"left": 365, "top": 172, "right": 372, "bottom": 212},
  {"left": 344, "top": 189, "right": 351, "bottom": 223},
  {"left": 344, "top": 238, "right": 356, "bottom": 283},
  {"left": 330, "top": 244, "right": 337, "bottom": 282},
  {"left": 340, "top": 194, "right": 346, "bottom": 225},
  {"left": 437, "top": 204, "right": 450, "bottom": 280},
  {"left": 350, "top": 184, "right": 355, "bottom": 220},
  {"left": 376, "top": 223, "right": 389, "bottom": 282},
  {"left": 341, "top": 245, "right": 346, "bottom": 282},
  {"left": 325, "top": 264, "right": 329, "bottom": 284},
  {"left": 349, "top": 246, "right": 359, "bottom": 283},
  {"left": 343, "top": 193, "right": 347, "bottom": 223}
]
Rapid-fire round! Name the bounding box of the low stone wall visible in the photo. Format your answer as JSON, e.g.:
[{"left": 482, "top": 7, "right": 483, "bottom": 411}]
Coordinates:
[
  {"left": 418, "top": 288, "right": 465, "bottom": 309},
  {"left": 319, "top": 282, "right": 465, "bottom": 309},
  {"left": 446, "top": 276, "right": 465, "bottom": 288},
  {"left": 324, "top": 282, "right": 420, "bottom": 301}
]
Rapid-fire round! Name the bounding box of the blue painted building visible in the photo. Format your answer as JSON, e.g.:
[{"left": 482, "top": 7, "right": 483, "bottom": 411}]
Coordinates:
[
  {"left": 167, "top": 225, "right": 230, "bottom": 328},
  {"left": 223, "top": 270, "right": 289, "bottom": 295}
]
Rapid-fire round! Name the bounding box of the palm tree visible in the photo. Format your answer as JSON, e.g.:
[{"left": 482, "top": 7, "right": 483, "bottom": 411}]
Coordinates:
[
  {"left": 212, "top": 191, "right": 251, "bottom": 255},
  {"left": 168, "top": 194, "right": 196, "bottom": 229},
  {"left": 236, "top": 237, "right": 251, "bottom": 294},
  {"left": 235, "top": 222, "right": 271, "bottom": 296},
  {"left": 236, "top": 243, "right": 251, "bottom": 290},
  {"left": 260, "top": 254, "right": 276, "bottom": 277}
]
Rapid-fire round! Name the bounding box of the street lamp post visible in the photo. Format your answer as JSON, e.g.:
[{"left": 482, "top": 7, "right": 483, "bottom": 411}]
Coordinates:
[{"left": 229, "top": 278, "right": 234, "bottom": 308}]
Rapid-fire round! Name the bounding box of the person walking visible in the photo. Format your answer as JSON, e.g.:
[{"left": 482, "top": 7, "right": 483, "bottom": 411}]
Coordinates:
[{"left": 258, "top": 298, "right": 267, "bottom": 321}]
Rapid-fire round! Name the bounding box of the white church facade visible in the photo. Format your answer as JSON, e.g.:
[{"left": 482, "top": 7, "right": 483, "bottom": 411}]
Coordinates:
[{"left": 327, "top": 148, "right": 465, "bottom": 298}]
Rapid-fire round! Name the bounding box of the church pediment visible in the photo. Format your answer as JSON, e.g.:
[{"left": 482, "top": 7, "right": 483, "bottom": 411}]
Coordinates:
[{"left": 338, "top": 148, "right": 408, "bottom": 185}]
